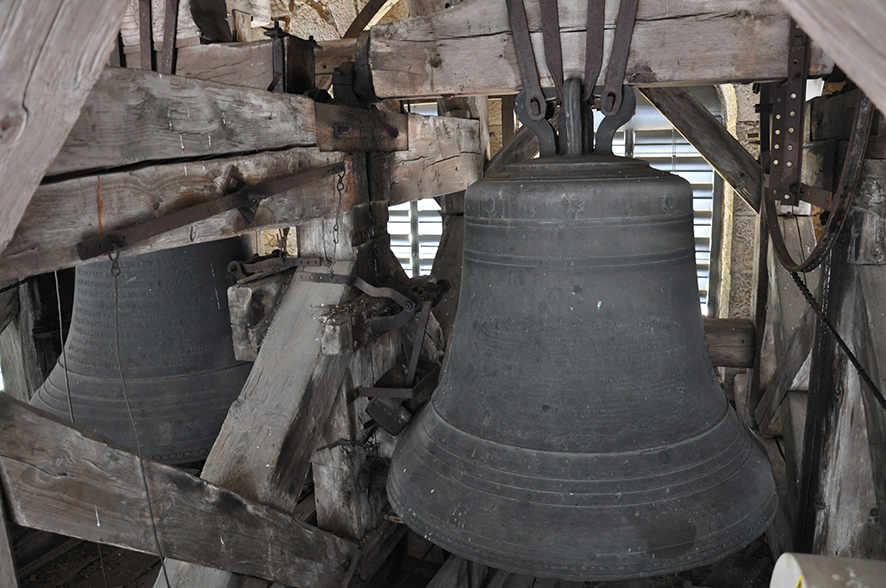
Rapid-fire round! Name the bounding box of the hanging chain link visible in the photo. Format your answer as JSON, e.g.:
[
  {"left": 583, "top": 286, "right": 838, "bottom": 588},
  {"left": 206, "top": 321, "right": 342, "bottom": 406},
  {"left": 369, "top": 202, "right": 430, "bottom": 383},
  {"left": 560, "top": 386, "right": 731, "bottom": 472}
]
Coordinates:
[{"left": 327, "top": 170, "right": 346, "bottom": 275}]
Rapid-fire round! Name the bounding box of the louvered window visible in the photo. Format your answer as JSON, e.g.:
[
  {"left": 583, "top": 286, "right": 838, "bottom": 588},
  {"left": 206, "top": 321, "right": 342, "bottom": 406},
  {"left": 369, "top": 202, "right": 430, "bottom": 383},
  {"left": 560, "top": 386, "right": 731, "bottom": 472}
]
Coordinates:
[{"left": 389, "top": 90, "right": 722, "bottom": 315}]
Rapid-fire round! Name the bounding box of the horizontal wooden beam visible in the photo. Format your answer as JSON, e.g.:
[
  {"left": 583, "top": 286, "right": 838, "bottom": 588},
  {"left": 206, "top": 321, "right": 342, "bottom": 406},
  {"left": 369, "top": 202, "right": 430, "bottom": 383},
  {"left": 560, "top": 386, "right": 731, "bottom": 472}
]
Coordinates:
[
  {"left": 366, "top": 0, "right": 834, "bottom": 99},
  {"left": 703, "top": 318, "right": 756, "bottom": 368},
  {"left": 2, "top": 109, "right": 479, "bottom": 280},
  {"left": 0, "top": 0, "right": 129, "bottom": 256},
  {"left": 0, "top": 394, "right": 355, "bottom": 588},
  {"left": 47, "top": 67, "right": 317, "bottom": 176},
  {"left": 0, "top": 149, "right": 356, "bottom": 280},
  {"left": 640, "top": 86, "right": 762, "bottom": 212}
]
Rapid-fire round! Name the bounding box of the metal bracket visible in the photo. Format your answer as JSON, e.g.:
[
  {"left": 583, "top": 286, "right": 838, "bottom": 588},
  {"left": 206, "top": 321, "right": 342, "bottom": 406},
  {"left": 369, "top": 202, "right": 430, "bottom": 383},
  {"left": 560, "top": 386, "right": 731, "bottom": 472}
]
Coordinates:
[
  {"left": 228, "top": 252, "right": 322, "bottom": 282},
  {"left": 77, "top": 162, "right": 346, "bottom": 260}
]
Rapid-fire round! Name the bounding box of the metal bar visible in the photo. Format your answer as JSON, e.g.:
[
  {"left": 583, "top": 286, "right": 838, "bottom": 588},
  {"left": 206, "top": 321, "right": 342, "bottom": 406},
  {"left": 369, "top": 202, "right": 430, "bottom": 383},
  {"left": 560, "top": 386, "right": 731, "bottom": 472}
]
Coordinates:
[
  {"left": 158, "top": 0, "right": 179, "bottom": 74},
  {"left": 505, "top": 0, "right": 547, "bottom": 121},
  {"left": 539, "top": 0, "right": 563, "bottom": 101},
  {"left": 405, "top": 301, "right": 432, "bottom": 386},
  {"left": 583, "top": 0, "right": 605, "bottom": 101},
  {"left": 77, "top": 162, "right": 346, "bottom": 260},
  {"left": 600, "top": 0, "right": 639, "bottom": 116}
]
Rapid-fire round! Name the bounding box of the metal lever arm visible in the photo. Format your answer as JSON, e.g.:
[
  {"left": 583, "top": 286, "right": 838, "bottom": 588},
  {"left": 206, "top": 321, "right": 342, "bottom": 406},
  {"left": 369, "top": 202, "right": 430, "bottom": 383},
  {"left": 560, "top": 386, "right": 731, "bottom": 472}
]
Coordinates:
[{"left": 77, "top": 162, "right": 346, "bottom": 260}]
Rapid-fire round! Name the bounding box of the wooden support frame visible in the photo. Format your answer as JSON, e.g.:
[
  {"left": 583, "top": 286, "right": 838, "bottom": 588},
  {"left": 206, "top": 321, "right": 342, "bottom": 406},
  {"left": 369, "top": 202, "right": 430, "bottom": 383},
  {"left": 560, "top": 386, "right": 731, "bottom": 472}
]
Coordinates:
[
  {"left": 365, "top": 0, "right": 834, "bottom": 100},
  {"left": 0, "top": 394, "right": 356, "bottom": 588},
  {"left": 0, "top": 482, "right": 18, "bottom": 588},
  {"left": 0, "top": 0, "right": 130, "bottom": 256},
  {"left": 640, "top": 87, "right": 762, "bottom": 212}
]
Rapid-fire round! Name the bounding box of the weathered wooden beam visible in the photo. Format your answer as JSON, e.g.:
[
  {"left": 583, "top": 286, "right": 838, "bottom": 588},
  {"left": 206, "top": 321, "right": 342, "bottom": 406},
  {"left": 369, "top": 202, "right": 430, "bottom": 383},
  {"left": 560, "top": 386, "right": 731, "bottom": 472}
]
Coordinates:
[
  {"left": 703, "top": 318, "right": 756, "bottom": 368},
  {"left": 372, "top": 115, "right": 482, "bottom": 205},
  {"left": 366, "top": 0, "right": 833, "bottom": 100},
  {"left": 47, "top": 67, "right": 316, "bottom": 176},
  {"left": 0, "top": 483, "right": 19, "bottom": 588},
  {"left": 640, "top": 86, "right": 762, "bottom": 212},
  {"left": 0, "top": 394, "right": 356, "bottom": 588},
  {"left": 755, "top": 305, "right": 815, "bottom": 437},
  {"left": 0, "top": 0, "right": 129, "bottom": 255},
  {"left": 0, "top": 149, "right": 356, "bottom": 281},
  {"left": 779, "top": 0, "right": 886, "bottom": 120}
]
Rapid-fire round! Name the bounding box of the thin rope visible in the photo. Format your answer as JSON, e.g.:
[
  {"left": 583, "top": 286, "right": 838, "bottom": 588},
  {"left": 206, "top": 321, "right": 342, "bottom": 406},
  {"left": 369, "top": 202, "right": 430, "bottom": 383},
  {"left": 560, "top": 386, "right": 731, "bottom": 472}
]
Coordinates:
[
  {"left": 96, "top": 544, "right": 110, "bottom": 588},
  {"left": 109, "top": 246, "right": 172, "bottom": 588},
  {"left": 53, "top": 271, "right": 75, "bottom": 425},
  {"left": 790, "top": 270, "right": 886, "bottom": 413}
]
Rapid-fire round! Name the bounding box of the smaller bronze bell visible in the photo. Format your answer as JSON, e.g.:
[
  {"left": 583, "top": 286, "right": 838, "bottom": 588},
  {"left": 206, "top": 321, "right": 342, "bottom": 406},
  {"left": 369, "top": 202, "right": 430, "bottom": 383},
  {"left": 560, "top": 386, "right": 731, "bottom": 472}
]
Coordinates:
[{"left": 31, "top": 240, "right": 252, "bottom": 464}]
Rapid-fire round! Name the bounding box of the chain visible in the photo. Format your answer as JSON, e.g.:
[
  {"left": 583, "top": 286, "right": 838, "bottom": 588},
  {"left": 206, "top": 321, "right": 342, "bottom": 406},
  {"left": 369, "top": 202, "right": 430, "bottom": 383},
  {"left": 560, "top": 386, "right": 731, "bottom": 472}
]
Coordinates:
[
  {"left": 328, "top": 171, "right": 346, "bottom": 275},
  {"left": 790, "top": 271, "right": 886, "bottom": 414},
  {"left": 107, "top": 246, "right": 171, "bottom": 588},
  {"left": 0, "top": 277, "right": 30, "bottom": 295}
]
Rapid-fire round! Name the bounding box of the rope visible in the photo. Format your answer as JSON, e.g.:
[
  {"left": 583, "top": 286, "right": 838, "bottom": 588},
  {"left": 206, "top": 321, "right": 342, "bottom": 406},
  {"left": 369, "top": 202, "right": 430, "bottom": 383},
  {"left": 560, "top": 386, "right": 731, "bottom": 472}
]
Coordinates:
[{"left": 108, "top": 246, "right": 172, "bottom": 588}]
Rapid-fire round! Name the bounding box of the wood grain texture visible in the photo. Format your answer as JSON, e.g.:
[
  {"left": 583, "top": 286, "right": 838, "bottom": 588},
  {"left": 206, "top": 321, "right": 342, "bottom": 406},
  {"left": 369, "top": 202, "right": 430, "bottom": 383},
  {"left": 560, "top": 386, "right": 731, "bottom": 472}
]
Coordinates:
[
  {"left": 779, "top": 0, "right": 886, "bottom": 120},
  {"left": 367, "top": 0, "right": 834, "bottom": 99},
  {"left": 703, "top": 318, "right": 756, "bottom": 368},
  {"left": 0, "top": 483, "right": 18, "bottom": 587},
  {"left": 640, "top": 86, "right": 762, "bottom": 212},
  {"left": 48, "top": 67, "right": 317, "bottom": 175},
  {"left": 315, "top": 103, "right": 409, "bottom": 152},
  {"left": 0, "top": 0, "right": 129, "bottom": 255},
  {"left": 755, "top": 305, "right": 815, "bottom": 437},
  {"left": 176, "top": 40, "right": 276, "bottom": 90},
  {"left": 0, "top": 149, "right": 356, "bottom": 281},
  {"left": 0, "top": 394, "right": 355, "bottom": 587},
  {"left": 374, "top": 114, "right": 482, "bottom": 205}
]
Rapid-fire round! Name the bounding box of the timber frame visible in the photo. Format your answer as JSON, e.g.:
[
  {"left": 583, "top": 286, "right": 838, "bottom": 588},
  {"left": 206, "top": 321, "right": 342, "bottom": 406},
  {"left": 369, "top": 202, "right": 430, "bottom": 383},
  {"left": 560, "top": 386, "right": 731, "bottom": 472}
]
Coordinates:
[{"left": 2, "top": 0, "right": 886, "bottom": 587}]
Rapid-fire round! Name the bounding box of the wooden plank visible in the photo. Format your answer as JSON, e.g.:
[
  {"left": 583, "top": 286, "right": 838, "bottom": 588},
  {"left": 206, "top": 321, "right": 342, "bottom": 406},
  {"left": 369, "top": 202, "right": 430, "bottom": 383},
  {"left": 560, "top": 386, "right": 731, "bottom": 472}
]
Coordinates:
[
  {"left": 703, "top": 318, "right": 755, "bottom": 368},
  {"left": 47, "top": 67, "right": 317, "bottom": 176},
  {"left": 641, "top": 86, "right": 762, "bottom": 212},
  {"left": 315, "top": 102, "right": 409, "bottom": 152},
  {"left": 755, "top": 305, "right": 815, "bottom": 437},
  {"left": 779, "top": 0, "right": 886, "bottom": 120},
  {"left": 373, "top": 114, "right": 482, "bottom": 205},
  {"left": 176, "top": 40, "right": 276, "bottom": 90},
  {"left": 0, "top": 394, "right": 356, "bottom": 588},
  {"left": 316, "top": 39, "right": 358, "bottom": 90},
  {"left": 0, "top": 149, "right": 356, "bottom": 281},
  {"left": 367, "top": 0, "right": 833, "bottom": 99},
  {"left": 0, "top": 0, "right": 129, "bottom": 256},
  {"left": 485, "top": 123, "right": 547, "bottom": 177},
  {"left": 427, "top": 555, "right": 468, "bottom": 588},
  {"left": 0, "top": 483, "right": 19, "bottom": 588},
  {"left": 346, "top": 520, "right": 408, "bottom": 588}
]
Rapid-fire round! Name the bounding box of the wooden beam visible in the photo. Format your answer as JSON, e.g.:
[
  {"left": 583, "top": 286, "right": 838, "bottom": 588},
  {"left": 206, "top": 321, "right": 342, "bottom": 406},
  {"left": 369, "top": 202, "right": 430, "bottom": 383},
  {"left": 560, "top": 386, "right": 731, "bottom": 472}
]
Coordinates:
[
  {"left": 779, "top": 0, "right": 886, "bottom": 119},
  {"left": 47, "top": 67, "right": 316, "bottom": 176},
  {"left": 703, "top": 318, "right": 756, "bottom": 368},
  {"left": 366, "top": 0, "right": 834, "bottom": 100},
  {"left": 0, "top": 394, "right": 356, "bottom": 588},
  {"left": 640, "top": 87, "right": 762, "bottom": 212},
  {"left": 0, "top": 149, "right": 356, "bottom": 281},
  {"left": 372, "top": 114, "right": 482, "bottom": 205},
  {"left": 0, "top": 483, "right": 18, "bottom": 588},
  {"left": 755, "top": 305, "right": 815, "bottom": 437},
  {"left": 0, "top": 0, "right": 129, "bottom": 255}
]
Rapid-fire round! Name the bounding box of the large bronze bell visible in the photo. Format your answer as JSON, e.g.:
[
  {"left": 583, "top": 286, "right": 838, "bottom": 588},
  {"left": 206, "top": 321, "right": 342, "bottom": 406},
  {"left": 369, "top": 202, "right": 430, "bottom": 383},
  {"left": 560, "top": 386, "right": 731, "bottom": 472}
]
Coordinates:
[
  {"left": 31, "top": 240, "right": 252, "bottom": 464},
  {"left": 387, "top": 154, "right": 777, "bottom": 580}
]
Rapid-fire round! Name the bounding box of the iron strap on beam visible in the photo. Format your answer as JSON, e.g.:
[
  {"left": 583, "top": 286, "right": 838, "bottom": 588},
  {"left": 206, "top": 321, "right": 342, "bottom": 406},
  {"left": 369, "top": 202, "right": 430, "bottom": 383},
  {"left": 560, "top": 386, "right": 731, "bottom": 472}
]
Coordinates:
[{"left": 77, "top": 162, "right": 346, "bottom": 260}]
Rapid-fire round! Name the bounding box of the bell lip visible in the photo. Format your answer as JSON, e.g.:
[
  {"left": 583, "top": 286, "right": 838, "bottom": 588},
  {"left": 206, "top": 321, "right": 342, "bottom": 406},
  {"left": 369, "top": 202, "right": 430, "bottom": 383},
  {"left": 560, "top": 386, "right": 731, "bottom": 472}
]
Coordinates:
[{"left": 387, "top": 399, "right": 778, "bottom": 581}]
